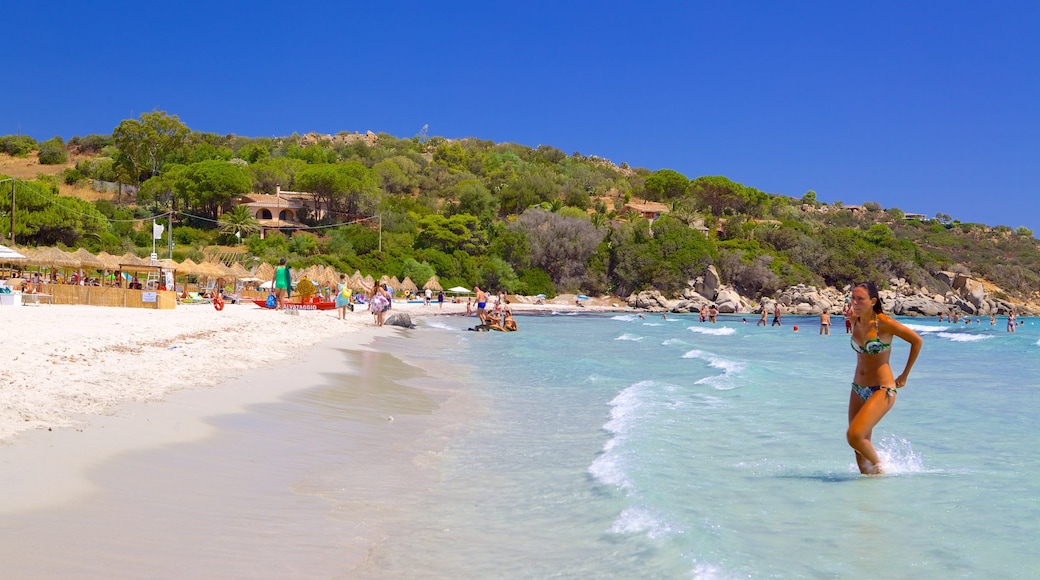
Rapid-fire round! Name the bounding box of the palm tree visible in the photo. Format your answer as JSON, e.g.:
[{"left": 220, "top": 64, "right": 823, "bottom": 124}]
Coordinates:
[{"left": 218, "top": 205, "right": 261, "bottom": 242}]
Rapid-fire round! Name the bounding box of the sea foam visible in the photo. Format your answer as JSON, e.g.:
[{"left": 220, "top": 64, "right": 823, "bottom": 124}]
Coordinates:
[
  {"left": 873, "top": 435, "right": 926, "bottom": 475},
  {"left": 683, "top": 350, "right": 748, "bottom": 389},
  {"left": 936, "top": 332, "right": 992, "bottom": 342},
  {"left": 615, "top": 333, "right": 645, "bottom": 342},
  {"left": 608, "top": 505, "right": 676, "bottom": 539},
  {"left": 589, "top": 381, "right": 656, "bottom": 489},
  {"left": 686, "top": 326, "right": 736, "bottom": 336},
  {"left": 423, "top": 320, "right": 456, "bottom": 331}
]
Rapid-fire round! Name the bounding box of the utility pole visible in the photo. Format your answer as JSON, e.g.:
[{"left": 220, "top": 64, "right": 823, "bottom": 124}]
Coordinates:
[
  {"left": 1, "top": 178, "right": 14, "bottom": 244},
  {"left": 378, "top": 213, "right": 382, "bottom": 253},
  {"left": 168, "top": 210, "right": 174, "bottom": 259}
]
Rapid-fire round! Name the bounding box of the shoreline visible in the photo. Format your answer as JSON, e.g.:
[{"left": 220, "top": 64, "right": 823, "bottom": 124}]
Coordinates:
[
  {"left": 0, "top": 323, "right": 481, "bottom": 576},
  {"left": 0, "top": 296, "right": 608, "bottom": 447}
]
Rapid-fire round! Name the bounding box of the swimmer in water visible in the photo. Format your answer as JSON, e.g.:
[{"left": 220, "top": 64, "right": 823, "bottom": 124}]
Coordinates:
[{"left": 847, "top": 282, "right": 923, "bottom": 474}]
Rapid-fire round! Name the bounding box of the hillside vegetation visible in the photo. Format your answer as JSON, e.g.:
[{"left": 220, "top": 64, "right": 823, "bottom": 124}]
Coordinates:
[{"left": 1, "top": 110, "right": 1038, "bottom": 305}]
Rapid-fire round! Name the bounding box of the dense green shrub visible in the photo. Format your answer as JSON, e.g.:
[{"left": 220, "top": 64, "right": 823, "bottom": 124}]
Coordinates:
[{"left": 0, "top": 135, "right": 37, "bottom": 156}]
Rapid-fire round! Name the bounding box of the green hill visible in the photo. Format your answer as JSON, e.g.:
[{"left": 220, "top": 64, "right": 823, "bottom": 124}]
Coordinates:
[{"left": 2, "top": 110, "right": 1038, "bottom": 310}]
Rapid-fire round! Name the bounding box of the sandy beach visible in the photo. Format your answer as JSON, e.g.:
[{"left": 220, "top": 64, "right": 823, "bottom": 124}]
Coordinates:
[
  {"left": 0, "top": 293, "right": 617, "bottom": 444},
  {"left": 0, "top": 294, "right": 621, "bottom": 576}
]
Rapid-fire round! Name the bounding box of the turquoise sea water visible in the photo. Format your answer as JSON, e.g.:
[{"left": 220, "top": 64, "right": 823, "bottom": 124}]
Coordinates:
[
  {"left": 372, "top": 313, "right": 1040, "bottom": 578},
  {"left": 4, "top": 312, "right": 1038, "bottom": 578}
]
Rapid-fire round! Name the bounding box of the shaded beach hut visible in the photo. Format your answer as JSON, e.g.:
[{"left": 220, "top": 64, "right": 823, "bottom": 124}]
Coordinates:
[
  {"left": 423, "top": 275, "right": 443, "bottom": 292},
  {"left": 400, "top": 276, "right": 418, "bottom": 295}
]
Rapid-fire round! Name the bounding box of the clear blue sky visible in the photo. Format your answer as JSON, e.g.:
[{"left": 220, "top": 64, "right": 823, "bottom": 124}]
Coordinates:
[{"left": 5, "top": 1, "right": 1038, "bottom": 235}]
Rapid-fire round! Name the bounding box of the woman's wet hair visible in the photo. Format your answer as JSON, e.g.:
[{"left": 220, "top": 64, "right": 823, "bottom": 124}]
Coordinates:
[{"left": 855, "top": 282, "right": 884, "bottom": 313}]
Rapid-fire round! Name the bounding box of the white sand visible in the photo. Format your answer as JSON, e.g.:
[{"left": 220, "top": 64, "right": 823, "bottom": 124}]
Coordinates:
[
  {"left": 0, "top": 301, "right": 378, "bottom": 443},
  {"left": 0, "top": 295, "right": 620, "bottom": 444}
]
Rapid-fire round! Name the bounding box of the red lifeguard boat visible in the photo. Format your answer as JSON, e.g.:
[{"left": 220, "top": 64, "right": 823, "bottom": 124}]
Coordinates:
[{"left": 251, "top": 296, "right": 338, "bottom": 311}]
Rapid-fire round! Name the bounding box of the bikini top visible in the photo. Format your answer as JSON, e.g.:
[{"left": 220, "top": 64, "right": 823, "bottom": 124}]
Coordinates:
[{"left": 851, "top": 316, "right": 892, "bottom": 355}]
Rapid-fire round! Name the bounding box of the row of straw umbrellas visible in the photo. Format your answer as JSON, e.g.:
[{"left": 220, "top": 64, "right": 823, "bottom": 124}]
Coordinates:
[{"left": 3, "top": 246, "right": 442, "bottom": 293}]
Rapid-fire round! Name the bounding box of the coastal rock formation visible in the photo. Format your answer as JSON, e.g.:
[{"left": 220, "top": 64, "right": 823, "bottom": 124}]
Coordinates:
[
  {"left": 626, "top": 265, "right": 1036, "bottom": 317},
  {"left": 776, "top": 284, "right": 838, "bottom": 315},
  {"left": 892, "top": 296, "right": 946, "bottom": 316},
  {"left": 714, "top": 288, "right": 743, "bottom": 313},
  {"left": 694, "top": 265, "right": 721, "bottom": 300},
  {"left": 385, "top": 313, "right": 416, "bottom": 329}
]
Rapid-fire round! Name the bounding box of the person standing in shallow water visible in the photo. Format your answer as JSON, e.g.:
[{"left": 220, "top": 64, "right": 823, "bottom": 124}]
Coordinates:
[{"left": 847, "top": 282, "right": 923, "bottom": 475}]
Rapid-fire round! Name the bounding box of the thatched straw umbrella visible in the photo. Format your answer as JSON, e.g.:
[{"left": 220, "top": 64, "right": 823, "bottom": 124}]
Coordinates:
[
  {"left": 229, "top": 262, "right": 250, "bottom": 280},
  {"left": 378, "top": 274, "right": 392, "bottom": 289},
  {"left": 119, "top": 252, "right": 150, "bottom": 268},
  {"left": 400, "top": 276, "right": 418, "bottom": 295},
  {"left": 156, "top": 258, "right": 178, "bottom": 271},
  {"left": 389, "top": 276, "right": 402, "bottom": 292},
  {"left": 95, "top": 251, "right": 123, "bottom": 271},
  {"left": 253, "top": 262, "right": 275, "bottom": 282},
  {"left": 346, "top": 271, "right": 362, "bottom": 291},
  {"left": 362, "top": 274, "right": 375, "bottom": 292},
  {"left": 197, "top": 261, "right": 226, "bottom": 279},
  {"left": 178, "top": 258, "right": 201, "bottom": 276},
  {"left": 423, "top": 275, "right": 443, "bottom": 292},
  {"left": 72, "top": 248, "right": 104, "bottom": 271},
  {"left": 18, "top": 247, "right": 45, "bottom": 268},
  {"left": 322, "top": 266, "right": 340, "bottom": 288},
  {"left": 41, "top": 247, "right": 81, "bottom": 269}
]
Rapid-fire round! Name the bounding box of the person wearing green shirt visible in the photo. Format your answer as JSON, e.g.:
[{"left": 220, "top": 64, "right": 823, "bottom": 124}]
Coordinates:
[{"left": 272, "top": 258, "right": 291, "bottom": 310}]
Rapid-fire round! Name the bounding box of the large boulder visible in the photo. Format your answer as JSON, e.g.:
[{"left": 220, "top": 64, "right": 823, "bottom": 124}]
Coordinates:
[
  {"left": 892, "top": 296, "right": 945, "bottom": 317},
  {"left": 628, "top": 290, "right": 671, "bottom": 310},
  {"left": 962, "top": 279, "right": 987, "bottom": 308},
  {"left": 675, "top": 294, "right": 711, "bottom": 313},
  {"left": 946, "top": 295, "right": 977, "bottom": 315},
  {"left": 696, "top": 265, "right": 721, "bottom": 300},
  {"left": 934, "top": 271, "right": 956, "bottom": 287},
  {"left": 714, "top": 288, "right": 743, "bottom": 313},
  {"left": 385, "top": 313, "right": 416, "bottom": 329}
]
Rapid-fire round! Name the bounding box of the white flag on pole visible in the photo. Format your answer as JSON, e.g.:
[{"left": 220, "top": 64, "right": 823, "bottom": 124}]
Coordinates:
[{"left": 153, "top": 220, "right": 164, "bottom": 240}]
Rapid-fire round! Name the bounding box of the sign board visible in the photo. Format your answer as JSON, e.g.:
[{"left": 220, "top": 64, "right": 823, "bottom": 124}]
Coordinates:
[{"left": 142, "top": 292, "right": 157, "bottom": 303}]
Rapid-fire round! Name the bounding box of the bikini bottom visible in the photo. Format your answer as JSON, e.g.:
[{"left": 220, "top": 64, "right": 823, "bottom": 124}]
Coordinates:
[{"left": 851, "top": 383, "right": 896, "bottom": 402}]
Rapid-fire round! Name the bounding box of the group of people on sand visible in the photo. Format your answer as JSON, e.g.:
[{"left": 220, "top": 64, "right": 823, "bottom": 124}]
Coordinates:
[{"left": 468, "top": 285, "right": 518, "bottom": 332}]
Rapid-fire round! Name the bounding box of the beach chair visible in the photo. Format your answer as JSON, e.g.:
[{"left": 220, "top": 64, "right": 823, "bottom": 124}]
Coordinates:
[{"left": 181, "top": 292, "right": 212, "bottom": 305}]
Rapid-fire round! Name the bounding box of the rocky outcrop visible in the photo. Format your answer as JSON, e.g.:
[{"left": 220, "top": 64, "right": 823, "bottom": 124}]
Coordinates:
[
  {"left": 694, "top": 265, "right": 722, "bottom": 300},
  {"left": 625, "top": 266, "right": 1036, "bottom": 317},
  {"left": 385, "top": 313, "right": 416, "bottom": 328},
  {"left": 714, "top": 288, "right": 743, "bottom": 313},
  {"left": 892, "top": 296, "right": 946, "bottom": 316}
]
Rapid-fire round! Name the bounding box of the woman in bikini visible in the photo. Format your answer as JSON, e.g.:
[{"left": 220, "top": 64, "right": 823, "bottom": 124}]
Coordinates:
[{"left": 847, "top": 282, "right": 923, "bottom": 474}]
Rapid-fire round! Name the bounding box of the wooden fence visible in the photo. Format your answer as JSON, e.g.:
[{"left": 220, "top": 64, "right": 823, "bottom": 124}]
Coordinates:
[{"left": 45, "top": 285, "right": 177, "bottom": 309}]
